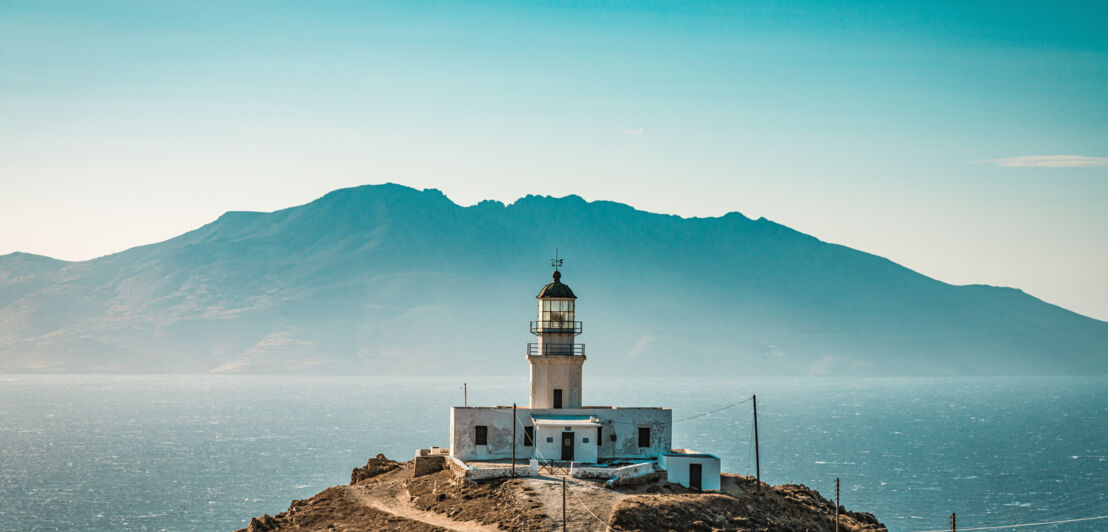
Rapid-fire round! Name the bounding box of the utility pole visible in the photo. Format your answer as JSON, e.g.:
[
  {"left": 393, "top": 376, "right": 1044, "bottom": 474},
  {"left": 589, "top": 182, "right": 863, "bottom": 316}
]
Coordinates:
[
  {"left": 464, "top": 383, "right": 467, "bottom": 407},
  {"left": 562, "top": 477, "right": 567, "bottom": 532},
  {"left": 951, "top": 512, "right": 956, "bottom": 532},
  {"left": 753, "top": 394, "right": 760, "bottom": 489},
  {"left": 512, "top": 403, "right": 517, "bottom": 478},
  {"left": 835, "top": 477, "right": 840, "bottom": 532}
]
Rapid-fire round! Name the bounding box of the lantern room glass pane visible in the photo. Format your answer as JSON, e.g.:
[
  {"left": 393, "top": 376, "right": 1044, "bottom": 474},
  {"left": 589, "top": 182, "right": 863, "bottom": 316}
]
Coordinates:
[{"left": 537, "top": 299, "right": 576, "bottom": 330}]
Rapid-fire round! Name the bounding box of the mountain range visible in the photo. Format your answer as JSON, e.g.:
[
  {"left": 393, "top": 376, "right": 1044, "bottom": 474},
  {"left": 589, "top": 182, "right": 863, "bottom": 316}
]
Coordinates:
[{"left": 2, "top": 183, "right": 1105, "bottom": 376}]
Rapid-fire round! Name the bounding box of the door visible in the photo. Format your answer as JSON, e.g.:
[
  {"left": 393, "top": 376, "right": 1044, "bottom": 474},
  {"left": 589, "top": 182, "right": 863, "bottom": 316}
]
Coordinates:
[
  {"left": 689, "top": 463, "right": 702, "bottom": 490},
  {"left": 561, "top": 431, "right": 574, "bottom": 460}
]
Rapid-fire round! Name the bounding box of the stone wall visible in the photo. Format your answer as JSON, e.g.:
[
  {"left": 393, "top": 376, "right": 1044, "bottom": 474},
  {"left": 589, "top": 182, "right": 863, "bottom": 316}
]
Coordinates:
[
  {"left": 448, "top": 457, "right": 469, "bottom": 479},
  {"left": 465, "top": 465, "right": 532, "bottom": 481},
  {"left": 447, "top": 456, "right": 536, "bottom": 482},
  {"left": 413, "top": 455, "right": 446, "bottom": 477},
  {"left": 571, "top": 461, "right": 654, "bottom": 481}
]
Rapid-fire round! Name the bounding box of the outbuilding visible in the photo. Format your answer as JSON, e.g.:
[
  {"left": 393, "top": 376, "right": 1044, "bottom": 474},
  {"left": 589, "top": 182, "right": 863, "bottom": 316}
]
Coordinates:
[{"left": 659, "top": 451, "right": 722, "bottom": 490}]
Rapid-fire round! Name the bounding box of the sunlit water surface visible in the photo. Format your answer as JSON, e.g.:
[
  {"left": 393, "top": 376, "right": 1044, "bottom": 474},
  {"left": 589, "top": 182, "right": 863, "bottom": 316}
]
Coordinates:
[{"left": 1, "top": 375, "right": 1105, "bottom": 531}]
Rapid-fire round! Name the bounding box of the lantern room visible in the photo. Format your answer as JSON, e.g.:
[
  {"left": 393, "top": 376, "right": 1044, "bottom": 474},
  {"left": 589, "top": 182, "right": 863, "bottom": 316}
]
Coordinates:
[{"left": 537, "top": 298, "right": 576, "bottom": 332}]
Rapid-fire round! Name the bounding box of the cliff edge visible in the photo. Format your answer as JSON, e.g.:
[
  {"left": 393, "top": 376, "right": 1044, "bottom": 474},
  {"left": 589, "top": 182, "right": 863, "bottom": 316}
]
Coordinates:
[{"left": 236, "top": 454, "right": 886, "bottom": 532}]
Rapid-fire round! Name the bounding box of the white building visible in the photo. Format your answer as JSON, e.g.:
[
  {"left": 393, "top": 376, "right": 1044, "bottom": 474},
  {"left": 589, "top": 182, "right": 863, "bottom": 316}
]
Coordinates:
[{"left": 448, "top": 267, "right": 720, "bottom": 490}]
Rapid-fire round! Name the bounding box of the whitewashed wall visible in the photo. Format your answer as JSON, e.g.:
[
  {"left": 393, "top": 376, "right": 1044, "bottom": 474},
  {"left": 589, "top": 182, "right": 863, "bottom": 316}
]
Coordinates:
[
  {"left": 450, "top": 406, "right": 522, "bottom": 461},
  {"left": 590, "top": 407, "right": 672, "bottom": 459},
  {"left": 659, "top": 453, "right": 721, "bottom": 490},
  {"left": 533, "top": 425, "right": 598, "bottom": 463},
  {"left": 450, "top": 406, "right": 672, "bottom": 462},
  {"left": 528, "top": 356, "right": 584, "bottom": 408}
]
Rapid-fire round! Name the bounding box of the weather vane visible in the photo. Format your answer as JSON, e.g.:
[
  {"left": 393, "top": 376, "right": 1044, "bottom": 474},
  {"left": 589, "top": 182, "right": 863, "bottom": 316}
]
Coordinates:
[{"left": 551, "top": 248, "right": 563, "bottom": 271}]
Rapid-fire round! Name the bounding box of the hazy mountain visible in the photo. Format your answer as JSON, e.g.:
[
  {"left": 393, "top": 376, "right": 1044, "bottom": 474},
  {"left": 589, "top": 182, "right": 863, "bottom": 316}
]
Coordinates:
[{"left": 2, "top": 183, "right": 1105, "bottom": 376}]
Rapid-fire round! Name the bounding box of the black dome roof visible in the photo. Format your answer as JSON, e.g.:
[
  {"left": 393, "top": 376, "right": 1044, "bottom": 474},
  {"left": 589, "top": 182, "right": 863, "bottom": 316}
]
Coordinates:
[{"left": 537, "top": 270, "right": 576, "bottom": 299}]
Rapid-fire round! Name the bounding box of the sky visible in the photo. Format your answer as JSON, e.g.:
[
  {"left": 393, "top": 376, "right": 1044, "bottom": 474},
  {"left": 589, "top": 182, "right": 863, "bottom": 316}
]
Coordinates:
[{"left": 1, "top": 1, "right": 1106, "bottom": 320}]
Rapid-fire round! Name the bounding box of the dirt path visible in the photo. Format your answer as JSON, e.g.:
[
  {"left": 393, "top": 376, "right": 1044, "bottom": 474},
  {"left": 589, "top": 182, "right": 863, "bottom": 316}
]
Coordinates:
[
  {"left": 521, "top": 476, "right": 628, "bottom": 531},
  {"left": 347, "top": 484, "right": 499, "bottom": 532}
]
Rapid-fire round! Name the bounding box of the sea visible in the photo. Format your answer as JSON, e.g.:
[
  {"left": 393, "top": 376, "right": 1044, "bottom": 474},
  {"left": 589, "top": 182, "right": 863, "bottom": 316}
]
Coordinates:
[{"left": 1, "top": 375, "right": 1105, "bottom": 532}]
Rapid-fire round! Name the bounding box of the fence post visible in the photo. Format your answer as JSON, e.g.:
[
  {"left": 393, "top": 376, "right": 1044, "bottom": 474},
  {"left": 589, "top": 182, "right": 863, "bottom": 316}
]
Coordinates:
[
  {"left": 562, "top": 476, "right": 567, "bottom": 532},
  {"left": 835, "top": 477, "right": 840, "bottom": 532},
  {"left": 753, "top": 394, "right": 760, "bottom": 489},
  {"left": 512, "top": 403, "right": 517, "bottom": 478}
]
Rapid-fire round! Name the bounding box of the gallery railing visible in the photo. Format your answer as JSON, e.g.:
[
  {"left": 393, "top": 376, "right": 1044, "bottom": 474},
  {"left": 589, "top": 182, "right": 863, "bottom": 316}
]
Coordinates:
[
  {"left": 526, "top": 343, "right": 585, "bottom": 356},
  {"left": 529, "top": 321, "right": 583, "bottom": 334}
]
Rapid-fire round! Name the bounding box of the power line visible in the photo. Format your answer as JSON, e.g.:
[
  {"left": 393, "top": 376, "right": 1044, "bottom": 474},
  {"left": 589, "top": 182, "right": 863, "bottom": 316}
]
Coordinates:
[
  {"left": 745, "top": 417, "right": 755, "bottom": 469},
  {"left": 604, "top": 395, "right": 754, "bottom": 426},
  {"left": 910, "top": 513, "right": 1108, "bottom": 532},
  {"left": 674, "top": 395, "right": 755, "bottom": 423},
  {"left": 1035, "top": 487, "right": 1107, "bottom": 521},
  {"left": 1036, "top": 502, "right": 1106, "bottom": 524}
]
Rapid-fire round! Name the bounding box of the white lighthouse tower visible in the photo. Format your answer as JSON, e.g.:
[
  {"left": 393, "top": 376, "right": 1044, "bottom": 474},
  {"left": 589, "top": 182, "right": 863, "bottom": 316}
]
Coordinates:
[{"left": 527, "top": 262, "right": 584, "bottom": 409}]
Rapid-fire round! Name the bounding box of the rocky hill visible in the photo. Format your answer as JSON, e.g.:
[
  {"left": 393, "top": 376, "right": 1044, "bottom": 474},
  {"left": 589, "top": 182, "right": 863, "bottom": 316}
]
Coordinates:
[
  {"left": 2, "top": 183, "right": 1106, "bottom": 376},
  {"left": 237, "top": 454, "right": 886, "bottom": 532}
]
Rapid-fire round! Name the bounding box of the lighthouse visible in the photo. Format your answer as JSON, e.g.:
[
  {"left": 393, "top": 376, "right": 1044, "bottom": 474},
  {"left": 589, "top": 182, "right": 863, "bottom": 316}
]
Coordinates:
[
  {"left": 441, "top": 260, "right": 720, "bottom": 491},
  {"left": 528, "top": 267, "right": 585, "bottom": 409}
]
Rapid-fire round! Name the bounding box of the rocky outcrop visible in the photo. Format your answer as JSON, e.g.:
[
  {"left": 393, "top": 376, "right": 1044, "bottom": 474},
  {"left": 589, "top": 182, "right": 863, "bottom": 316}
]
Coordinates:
[
  {"left": 239, "top": 453, "right": 886, "bottom": 531},
  {"left": 244, "top": 513, "right": 278, "bottom": 532},
  {"left": 349, "top": 453, "right": 399, "bottom": 485},
  {"left": 608, "top": 475, "right": 885, "bottom": 531}
]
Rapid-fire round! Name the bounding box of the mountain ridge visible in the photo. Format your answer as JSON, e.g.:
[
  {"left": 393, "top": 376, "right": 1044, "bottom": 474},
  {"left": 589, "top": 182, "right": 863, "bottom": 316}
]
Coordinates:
[{"left": 1, "top": 183, "right": 1104, "bottom": 376}]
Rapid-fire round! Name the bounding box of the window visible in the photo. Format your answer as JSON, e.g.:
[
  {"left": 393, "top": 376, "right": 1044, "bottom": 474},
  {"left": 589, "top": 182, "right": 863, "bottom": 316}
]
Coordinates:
[
  {"left": 540, "top": 299, "right": 575, "bottom": 328},
  {"left": 475, "top": 425, "right": 488, "bottom": 446},
  {"left": 597, "top": 427, "right": 603, "bottom": 446},
  {"left": 583, "top": 437, "right": 589, "bottom": 443},
  {"left": 553, "top": 389, "right": 563, "bottom": 409},
  {"left": 638, "top": 427, "right": 650, "bottom": 448},
  {"left": 524, "top": 426, "right": 534, "bottom": 447},
  {"left": 546, "top": 437, "right": 554, "bottom": 443}
]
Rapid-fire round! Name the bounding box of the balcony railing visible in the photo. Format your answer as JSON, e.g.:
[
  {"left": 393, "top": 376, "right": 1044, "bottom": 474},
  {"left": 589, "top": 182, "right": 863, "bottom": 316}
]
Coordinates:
[
  {"left": 529, "top": 320, "right": 583, "bottom": 335},
  {"left": 527, "top": 343, "right": 585, "bottom": 356}
]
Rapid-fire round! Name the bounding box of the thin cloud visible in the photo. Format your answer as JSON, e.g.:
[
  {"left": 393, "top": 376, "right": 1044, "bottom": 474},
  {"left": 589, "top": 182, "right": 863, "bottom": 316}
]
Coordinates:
[
  {"left": 623, "top": 128, "right": 644, "bottom": 136},
  {"left": 974, "top": 155, "right": 1108, "bottom": 168},
  {"left": 625, "top": 336, "right": 655, "bottom": 358}
]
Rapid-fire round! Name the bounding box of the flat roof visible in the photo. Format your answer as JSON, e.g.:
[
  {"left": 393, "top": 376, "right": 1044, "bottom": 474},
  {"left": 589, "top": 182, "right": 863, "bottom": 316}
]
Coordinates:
[
  {"left": 453, "top": 405, "right": 669, "bottom": 410},
  {"left": 662, "top": 452, "right": 720, "bottom": 459},
  {"left": 531, "top": 414, "right": 601, "bottom": 427}
]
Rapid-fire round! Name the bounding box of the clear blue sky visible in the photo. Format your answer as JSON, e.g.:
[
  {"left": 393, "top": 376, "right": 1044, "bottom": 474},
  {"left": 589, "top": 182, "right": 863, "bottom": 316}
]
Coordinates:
[{"left": 2, "top": 1, "right": 1107, "bottom": 319}]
